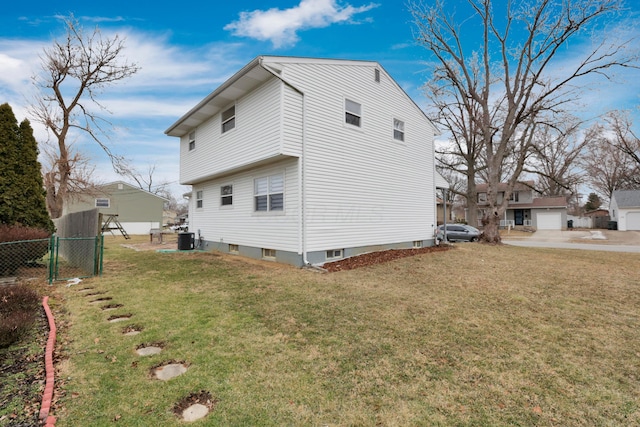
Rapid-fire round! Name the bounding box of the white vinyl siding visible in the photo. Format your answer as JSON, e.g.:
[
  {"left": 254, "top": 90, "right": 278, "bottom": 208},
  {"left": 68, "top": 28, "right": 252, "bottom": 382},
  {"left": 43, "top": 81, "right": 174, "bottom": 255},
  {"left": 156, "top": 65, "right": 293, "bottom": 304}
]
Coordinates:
[
  {"left": 180, "top": 77, "right": 288, "bottom": 184},
  {"left": 188, "top": 159, "right": 299, "bottom": 252},
  {"left": 273, "top": 61, "right": 437, "bottom": 251}
]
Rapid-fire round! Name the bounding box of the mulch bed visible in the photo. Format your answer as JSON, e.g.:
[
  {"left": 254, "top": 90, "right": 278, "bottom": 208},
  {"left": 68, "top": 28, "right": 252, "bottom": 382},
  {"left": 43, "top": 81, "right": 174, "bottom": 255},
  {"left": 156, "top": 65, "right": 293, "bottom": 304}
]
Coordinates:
[{"left": 322, "top": 245, "right": 451, "bottom": 272}]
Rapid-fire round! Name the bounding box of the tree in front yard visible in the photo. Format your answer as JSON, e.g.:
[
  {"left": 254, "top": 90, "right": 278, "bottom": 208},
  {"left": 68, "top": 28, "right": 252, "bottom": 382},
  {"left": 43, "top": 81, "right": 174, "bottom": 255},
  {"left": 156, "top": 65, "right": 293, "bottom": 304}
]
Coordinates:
[
  {"left": 411, "top": 0, "right": 638, "bottom": 243},
  {"left": 0, "top": 103, "right": 54, "bottom": 232}
]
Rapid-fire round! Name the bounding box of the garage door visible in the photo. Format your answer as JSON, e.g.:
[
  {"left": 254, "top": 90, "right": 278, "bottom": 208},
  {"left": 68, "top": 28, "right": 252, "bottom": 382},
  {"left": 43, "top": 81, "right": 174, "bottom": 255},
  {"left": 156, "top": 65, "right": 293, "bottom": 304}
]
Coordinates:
[
  {"left": 627, "top": 211, "right": 640, "bottom": 230},
  {"left": 536, "top": 212, "right": 562, "bottom": 230}
]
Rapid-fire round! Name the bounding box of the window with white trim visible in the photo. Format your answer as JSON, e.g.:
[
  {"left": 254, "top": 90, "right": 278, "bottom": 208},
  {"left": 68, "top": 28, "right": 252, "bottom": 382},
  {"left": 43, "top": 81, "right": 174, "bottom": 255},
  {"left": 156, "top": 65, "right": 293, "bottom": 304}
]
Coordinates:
[
  {"left": 188, "top": 131, "right": 196, "bottom": 151},
  {"left": 229, "top": 244, "right": 239, "bottom": 254},
  {"left": 95, "top": 198, "right": 110, "bottom": 208},
  {"left": 196, "top": 190, "right": 203, "bottom": 209},
  {"left": 221, "top": 106, "right": 235, "bottom": 133},
  {"left": 254, "top": 174, "right": 284, "bottom": 212},
  {"left": 262, "top": 248, "right": 276, "bottom": 259},
  {"left": 413, "top": 240, "right": 423, "bottom": 248},
  {"left": 477, "top": 193, "right": 487, "bottom": 203},
  {"left": 220, "top": 185, "right": 233, "bottom": 206},
  {"left": 326, "top": 249, "right": 343, "bottom": 260},
  {"left": 509, "top": 191, "right": 519, "bottom": 202},
  {"left": 393, "top": 119, "right": 405, "bottom": 142},
  {"left": 345, "top": 99, "right": 361, "bottom": 127}
]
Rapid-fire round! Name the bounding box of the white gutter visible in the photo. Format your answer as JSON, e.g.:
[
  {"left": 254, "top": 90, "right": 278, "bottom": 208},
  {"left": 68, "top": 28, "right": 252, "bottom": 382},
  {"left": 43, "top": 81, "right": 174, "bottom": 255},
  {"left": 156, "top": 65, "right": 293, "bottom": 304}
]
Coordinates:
[{"left": 258, "top": 57, "right": 311, "bottom": 266}]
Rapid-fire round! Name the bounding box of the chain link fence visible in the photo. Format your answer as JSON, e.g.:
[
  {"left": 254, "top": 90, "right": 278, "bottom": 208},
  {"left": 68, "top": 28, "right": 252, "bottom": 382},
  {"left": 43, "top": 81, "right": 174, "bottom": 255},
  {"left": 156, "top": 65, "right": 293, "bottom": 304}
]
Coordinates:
[
  {"left": 0, "top": 235, "right": 103, "bottom": 284},
  {"left": 0, "top": 238, "right": 50, "bottom": 281}
]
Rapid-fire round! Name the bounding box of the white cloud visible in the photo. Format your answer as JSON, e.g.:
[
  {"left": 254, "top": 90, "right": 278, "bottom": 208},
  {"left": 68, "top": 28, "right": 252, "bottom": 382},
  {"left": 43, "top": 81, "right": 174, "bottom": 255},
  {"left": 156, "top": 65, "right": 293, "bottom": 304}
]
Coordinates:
[{"left": 224, "top": 0, "right": 379, "bottom": 48}]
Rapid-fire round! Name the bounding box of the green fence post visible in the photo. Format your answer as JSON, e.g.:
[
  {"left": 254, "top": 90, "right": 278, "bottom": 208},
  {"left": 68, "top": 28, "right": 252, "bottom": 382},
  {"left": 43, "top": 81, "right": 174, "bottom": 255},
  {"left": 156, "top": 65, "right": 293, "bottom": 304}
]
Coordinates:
[
  {"left": 99, "top": 234, "right": 104, "bottom": 276},
  {"left": 48, "top": 234, "right": 56, "bottom": 285}
]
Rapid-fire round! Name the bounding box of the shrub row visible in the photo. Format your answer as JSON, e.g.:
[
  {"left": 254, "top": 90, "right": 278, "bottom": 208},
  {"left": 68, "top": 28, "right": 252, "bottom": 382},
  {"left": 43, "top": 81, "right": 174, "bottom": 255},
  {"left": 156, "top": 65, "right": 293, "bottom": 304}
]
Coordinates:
[{"left": 0, "top": 284, "right": 41, "bottom": 348}]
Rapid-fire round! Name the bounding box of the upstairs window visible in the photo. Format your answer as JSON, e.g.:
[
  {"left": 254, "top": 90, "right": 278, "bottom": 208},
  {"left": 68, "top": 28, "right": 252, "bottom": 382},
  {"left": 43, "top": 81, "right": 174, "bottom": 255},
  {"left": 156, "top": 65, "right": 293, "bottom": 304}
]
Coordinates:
[
  {"left": 393, "top": 119, "right": 405, "bottom": 142},
  {"left": 95, "top": 198, "right": 110, "bottom": 208},
  {"left": 345, "top": 99, "right": 361, "bottom": 127},
  {"left": 188, "top": 131, "right": 196, "bottom": 151},
  {"left": 221, "top": 106, "right": 236, "bottom": 133},
  {"left": 509, "top": 191, "right": 520, "bottom": 202},
  {"left": 254, "top": 174, "right": 284, "bottom": 212},
  {"left": 220, "top": 185, "right": 233, "bottom": 206},
  {"left": 196, "top": 190, "right": 203, "bottom": 209},
  {"left": 477, "top": 193, "right": 487, "bottom": 203}
]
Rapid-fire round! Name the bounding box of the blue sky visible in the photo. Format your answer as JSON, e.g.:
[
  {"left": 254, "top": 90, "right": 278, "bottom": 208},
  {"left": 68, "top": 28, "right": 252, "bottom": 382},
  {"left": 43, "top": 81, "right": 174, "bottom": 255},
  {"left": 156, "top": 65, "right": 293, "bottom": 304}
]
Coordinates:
[{"left": 1, "top": 0, "right": 638, "bottom": 199}]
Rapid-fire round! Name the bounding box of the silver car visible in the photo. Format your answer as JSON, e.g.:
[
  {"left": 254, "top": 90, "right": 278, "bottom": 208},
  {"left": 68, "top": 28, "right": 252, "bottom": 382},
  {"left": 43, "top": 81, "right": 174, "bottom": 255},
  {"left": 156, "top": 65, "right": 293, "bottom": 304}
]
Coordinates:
[{"left": 436, "top": 224, "right": 480, "bottom": 243}]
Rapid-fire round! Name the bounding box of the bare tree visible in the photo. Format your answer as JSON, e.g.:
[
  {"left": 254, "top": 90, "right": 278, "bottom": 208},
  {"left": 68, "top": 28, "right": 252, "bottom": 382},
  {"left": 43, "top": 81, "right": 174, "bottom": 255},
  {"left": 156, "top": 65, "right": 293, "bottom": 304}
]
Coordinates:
[
  {"left": 581, "top": 122, "right": 636, "bottom": 199},
  {"left": 30, "top": 15, "right": 140, "bottom": 218},
  {"left": 526, "top": 116, "right": 586, "bottom": 197},
  {"left": 114, "top": 161, "right": 171, "bottom": 196},
  {"left": 604, "top": 110, "right": 640, "bottom": 170},
  {"left": 411, "top": 0, "right": 637, "bottom": 242}
]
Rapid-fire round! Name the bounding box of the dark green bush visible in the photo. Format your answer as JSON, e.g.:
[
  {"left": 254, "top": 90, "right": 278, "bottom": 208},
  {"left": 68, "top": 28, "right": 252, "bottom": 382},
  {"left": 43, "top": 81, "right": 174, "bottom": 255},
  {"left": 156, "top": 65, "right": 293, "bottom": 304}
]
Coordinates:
[{"left": 0, "top": 284, "right": 41, "bottom": 348}]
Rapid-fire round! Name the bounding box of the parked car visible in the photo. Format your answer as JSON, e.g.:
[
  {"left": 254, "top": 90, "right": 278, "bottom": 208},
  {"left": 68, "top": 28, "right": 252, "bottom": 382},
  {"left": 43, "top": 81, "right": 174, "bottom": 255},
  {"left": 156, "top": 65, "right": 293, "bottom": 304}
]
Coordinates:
[
  {"left": 170, "top": 222, "right": 189, "bottom": 232},
  {"left": 436, "top": 224, "right": 480, "bottom": 243}
]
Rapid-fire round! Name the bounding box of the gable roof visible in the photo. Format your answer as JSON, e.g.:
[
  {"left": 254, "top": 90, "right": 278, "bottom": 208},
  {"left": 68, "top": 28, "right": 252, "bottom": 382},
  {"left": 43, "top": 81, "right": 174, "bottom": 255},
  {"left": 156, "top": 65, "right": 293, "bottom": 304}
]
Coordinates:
[
  {"left": 612, "top": 190, "right": 640, "bottom": 208},
  {"left": 165, "top": 55, "right": 438, "bottom": 137},
  {"left": 99, "top": 181, "right": 169, "bottom": 202}
]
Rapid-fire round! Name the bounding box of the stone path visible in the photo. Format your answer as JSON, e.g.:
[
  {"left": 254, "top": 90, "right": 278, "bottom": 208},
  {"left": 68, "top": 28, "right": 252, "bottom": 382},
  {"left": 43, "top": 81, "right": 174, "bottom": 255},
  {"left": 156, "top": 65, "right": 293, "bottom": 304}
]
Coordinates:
[{"left": 75, "top": 285, "right": 213, "bottom": 422}]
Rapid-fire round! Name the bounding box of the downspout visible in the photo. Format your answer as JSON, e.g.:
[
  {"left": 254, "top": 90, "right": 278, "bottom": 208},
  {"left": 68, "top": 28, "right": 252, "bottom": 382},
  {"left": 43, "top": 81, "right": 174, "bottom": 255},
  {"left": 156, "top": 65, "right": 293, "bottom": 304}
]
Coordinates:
[{"left": 258, "top": 58, "right": 310, "bottom": 266}]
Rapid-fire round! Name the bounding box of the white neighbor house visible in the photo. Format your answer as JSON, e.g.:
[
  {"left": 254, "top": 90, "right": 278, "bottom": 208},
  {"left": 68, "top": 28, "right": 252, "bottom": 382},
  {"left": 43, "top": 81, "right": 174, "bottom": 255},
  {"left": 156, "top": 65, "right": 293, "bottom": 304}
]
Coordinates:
[
  {"left": 610, "top": 190, "right": 640, "bottom": 231},
  {"left": 165, "top": 56, "right": 439, "bottom": 266}
]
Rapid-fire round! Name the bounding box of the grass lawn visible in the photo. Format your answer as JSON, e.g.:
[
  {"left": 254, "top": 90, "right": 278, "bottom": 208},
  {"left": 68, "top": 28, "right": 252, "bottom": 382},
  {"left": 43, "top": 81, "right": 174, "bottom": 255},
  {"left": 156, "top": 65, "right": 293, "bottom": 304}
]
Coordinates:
[{"left": 54, "top": 236, "right": 640, "bottom": 426}]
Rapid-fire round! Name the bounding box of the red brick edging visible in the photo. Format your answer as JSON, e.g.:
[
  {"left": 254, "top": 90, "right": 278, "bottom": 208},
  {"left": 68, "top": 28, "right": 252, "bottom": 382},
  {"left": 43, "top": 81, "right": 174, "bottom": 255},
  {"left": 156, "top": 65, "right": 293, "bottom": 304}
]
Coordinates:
[{"left": 40, "top": 296, "right": 57, "bottom": 426}]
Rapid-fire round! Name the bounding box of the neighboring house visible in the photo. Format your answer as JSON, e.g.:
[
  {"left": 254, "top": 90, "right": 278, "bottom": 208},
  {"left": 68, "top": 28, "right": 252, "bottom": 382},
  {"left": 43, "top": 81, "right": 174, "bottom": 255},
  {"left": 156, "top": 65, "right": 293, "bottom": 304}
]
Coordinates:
[
  {"left": 435, "top": 171, "right": 453, "bottom": 224},
  {"left": 475, "top": 181, "right": 568, "bottom": 230},
  {"left": 63, "top": 181, "right": 167, "bottom": 235},
  {"left": 610, "top": 190, "right": 640, "bottom": 231},
  {"left": 165, "top": 56, "right": 439, "bottom": 266}
]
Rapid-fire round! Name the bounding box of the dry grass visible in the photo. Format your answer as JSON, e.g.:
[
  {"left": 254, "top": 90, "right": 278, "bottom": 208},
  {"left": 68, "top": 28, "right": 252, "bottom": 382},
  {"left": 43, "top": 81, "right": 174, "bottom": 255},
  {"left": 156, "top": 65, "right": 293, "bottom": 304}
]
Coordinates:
[{"left": 55, "top": 237, "right": 640, "bottom": 426}]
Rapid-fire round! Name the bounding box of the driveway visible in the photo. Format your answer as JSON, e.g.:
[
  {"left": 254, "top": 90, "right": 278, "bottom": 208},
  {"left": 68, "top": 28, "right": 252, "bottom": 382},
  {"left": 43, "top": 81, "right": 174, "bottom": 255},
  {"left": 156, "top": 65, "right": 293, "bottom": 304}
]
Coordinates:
[{"left": 502, "top": 229, "right": 640, "bottom": 253}]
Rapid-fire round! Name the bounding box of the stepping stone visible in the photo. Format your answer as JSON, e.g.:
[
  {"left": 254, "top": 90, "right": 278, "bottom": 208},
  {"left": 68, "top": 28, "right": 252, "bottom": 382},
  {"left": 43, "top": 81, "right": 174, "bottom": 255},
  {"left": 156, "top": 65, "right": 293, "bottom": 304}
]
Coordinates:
[
  {"left": 108, "top": 314, "right": 132, "bottom": 323},
  {"left": 182, "top": 404, "right": 209, "bottom": 422},
  {"left": 153, "top": 363, "right": 188, "bottom": 380},
  {"left": 136, "top": 346, "right": 162, "bottom": 356},
  {"left": 122, "top": 325, "right": 143, "bottom": 336}
]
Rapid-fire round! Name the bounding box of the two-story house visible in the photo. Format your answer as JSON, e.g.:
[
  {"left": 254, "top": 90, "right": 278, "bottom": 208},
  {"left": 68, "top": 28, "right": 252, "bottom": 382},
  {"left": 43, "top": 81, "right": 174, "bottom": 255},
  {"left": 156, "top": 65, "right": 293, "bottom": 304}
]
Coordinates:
[
  {"left": 475, "top": 181, "right": 568, "bottom": 230},
  {"left": 165, "top": 56, "right": 440, "bottom": 266},
  {"left": 63, "top": 181, "right": 167, "bottom": 235}
]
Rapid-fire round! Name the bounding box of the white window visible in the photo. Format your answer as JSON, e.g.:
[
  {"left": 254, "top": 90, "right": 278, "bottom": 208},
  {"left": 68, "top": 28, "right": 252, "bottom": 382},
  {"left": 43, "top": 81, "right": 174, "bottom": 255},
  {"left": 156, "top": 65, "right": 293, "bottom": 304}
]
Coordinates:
[
  {"left": 345, "top": 99, "right": 361, "bottom": 127},
  {"left": 413, "top": 240, "right": 423, "bottom": 248},
  {"left": 262, "top": 248, "right": 276, "bottom": 259},
  {"left": 95, "top": 198, "right": 110, "bottom": 208},
  {"left": 188, "top": 131, "right": 196, "bottom": 151},
  {"left": 509, "top": 191, "right": 519, "bottom": 202},
  {"left": 220, "top": 185, "right": 233, "bottom": 206},
  {"left": 393, "top": 119, "right": 405, "bottom": 142},
  {"left": 229, "top": 244, "right": 239, "bottom": 254},
  {"left": 254, "top": 174, "right": 284, "bottom": 212},
  {"left": 196, "top": 190, "right": 203, "bottom": 209},
  {"left": 477, "top": 193, "right": 487, "bottom": 203},
  {"left": 326, "top": 249, "right": 343, "bottom": 260},
  {"left": 221, "top": 106, "right": 235, "bottom": 133}
]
